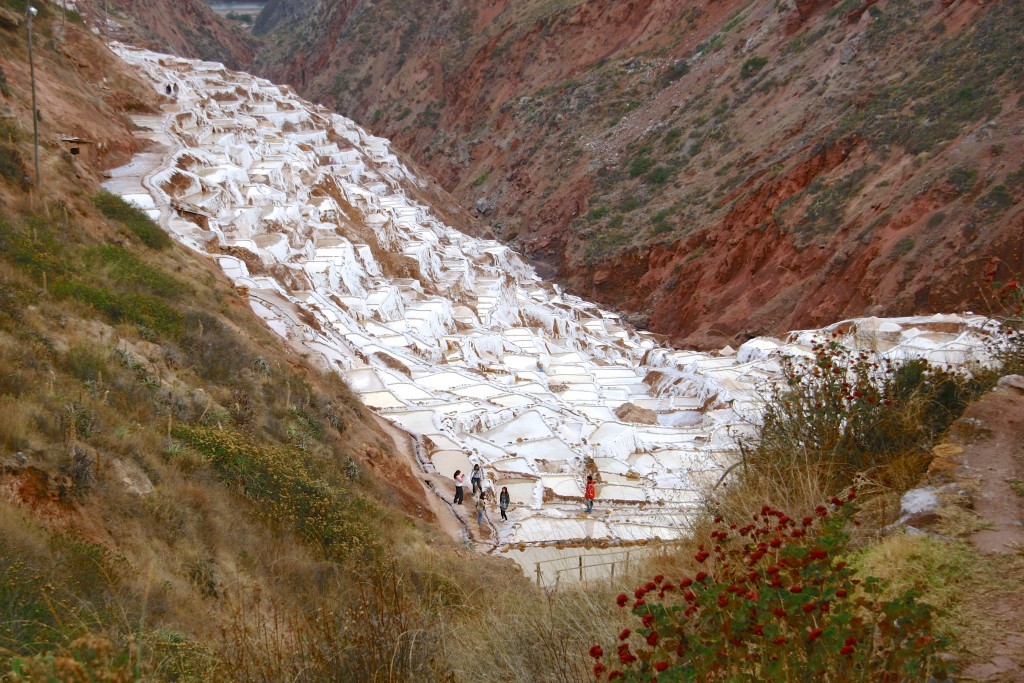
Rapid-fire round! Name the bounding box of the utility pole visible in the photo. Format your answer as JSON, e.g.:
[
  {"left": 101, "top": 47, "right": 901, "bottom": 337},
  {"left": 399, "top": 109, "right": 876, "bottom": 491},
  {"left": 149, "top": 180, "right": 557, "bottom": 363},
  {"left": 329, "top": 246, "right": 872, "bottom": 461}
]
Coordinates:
[{"left": 27, "top": 5, "right": 40, "bottom": 189}]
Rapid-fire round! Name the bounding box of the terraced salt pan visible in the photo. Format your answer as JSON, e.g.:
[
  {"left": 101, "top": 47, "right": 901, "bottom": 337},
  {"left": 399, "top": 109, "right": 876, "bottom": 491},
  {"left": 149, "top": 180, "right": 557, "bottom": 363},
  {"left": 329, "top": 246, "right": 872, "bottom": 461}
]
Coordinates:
[{"left": 106, "top": 46, "right": 999, "bottom": 564}]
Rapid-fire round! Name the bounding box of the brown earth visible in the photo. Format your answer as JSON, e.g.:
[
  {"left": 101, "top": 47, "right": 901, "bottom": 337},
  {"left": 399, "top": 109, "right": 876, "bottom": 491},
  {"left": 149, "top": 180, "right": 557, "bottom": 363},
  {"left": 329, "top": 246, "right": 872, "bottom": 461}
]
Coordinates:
[
  {"left": 916, "top": 378, "right": 1024, "bottom": 680},
  {"left": 240, "top": 0, "right": 1024, "bottom": 348}
]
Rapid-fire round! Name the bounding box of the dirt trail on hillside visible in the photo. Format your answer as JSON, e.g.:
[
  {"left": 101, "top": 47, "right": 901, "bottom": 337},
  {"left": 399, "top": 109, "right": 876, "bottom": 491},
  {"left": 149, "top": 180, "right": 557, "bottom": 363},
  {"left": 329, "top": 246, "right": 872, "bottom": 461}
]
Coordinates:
[
  {"left": 372, "top": 415, "right": 490, "bottom": 547},
  {"left": 941, "top": 378, "right": 1024, "bottom": 681}
]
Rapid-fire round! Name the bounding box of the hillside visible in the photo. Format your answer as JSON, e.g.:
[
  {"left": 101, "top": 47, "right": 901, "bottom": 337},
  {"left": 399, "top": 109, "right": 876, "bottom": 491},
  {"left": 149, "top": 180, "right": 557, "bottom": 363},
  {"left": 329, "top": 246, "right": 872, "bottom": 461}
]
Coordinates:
[
  {"left": 4, "top": 1, "right": 1024, "bottom": 680},
  {"left": 0, "top": 5, "right": 603, "bottom": 681},
  {"left": 76, "top": 0, "right": 255, "bottom": 69},
  {"left": 250, "top": 0, "right": 1024, "bottom": 348}
]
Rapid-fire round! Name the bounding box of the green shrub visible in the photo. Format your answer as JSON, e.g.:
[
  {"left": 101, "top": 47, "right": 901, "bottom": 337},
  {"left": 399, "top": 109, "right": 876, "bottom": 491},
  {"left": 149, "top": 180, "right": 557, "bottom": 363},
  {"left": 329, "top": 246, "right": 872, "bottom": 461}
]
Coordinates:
[
  {"left": 52, "top": 280, "right": 184, "bottom": 338},
  {"left": 644, "top": 165, "right": 673, "bottom": 186},
  {"left": 977, "top": 185, "right": 1012, "bottom": 214},
  {"left": 890, "top": 236, "right": 915, "bottom": 259},
  {"left": 659, "top": 59, "right": 690, "bottom": 86},
  {"left": 628, "top": 154, "right": 654, "bottom": 178},
  {"left": 740, "top": 56, "right": 768, "bottom": 78},
  {"left": 751, "top": 337, "right": 985, "bottom": 481},
  {"left": 91, "top": 191, "right": 171, "bottom": 250},
  {"left": 0, "top": 144, "right": 24, "bottom": 183},
  {"left": 588, "top": 206, "right": 610, "bottom": 221},
  {"left": 926, "top": 212, "right": 946, "bottom": 229},
  {"left": 590, "top": 500, "right": 948, "bottom": 681},
  {"left": 947, "top": 166, "right": 977, "bottom": 195}
]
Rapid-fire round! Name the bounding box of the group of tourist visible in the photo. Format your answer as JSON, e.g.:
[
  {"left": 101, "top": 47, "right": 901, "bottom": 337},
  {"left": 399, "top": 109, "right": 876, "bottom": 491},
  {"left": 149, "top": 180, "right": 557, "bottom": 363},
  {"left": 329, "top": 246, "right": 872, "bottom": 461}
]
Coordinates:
[
  {"left": 452, "top": 466, "right": 598, "bottom": 527},
  {"left": 452, "top": 464, "right": 511, "bottom": 525}
]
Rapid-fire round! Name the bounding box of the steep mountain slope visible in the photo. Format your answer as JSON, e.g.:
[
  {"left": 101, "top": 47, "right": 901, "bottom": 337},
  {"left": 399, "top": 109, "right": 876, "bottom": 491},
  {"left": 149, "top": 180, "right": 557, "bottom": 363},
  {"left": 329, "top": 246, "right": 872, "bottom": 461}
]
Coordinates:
[
  {"left": 0, "top": 6, "right": 553, "bottom": 680},
  {"left": 76, "top": 0, "right": 255, "bottom": 68},
  {"left": 252, "top": 0, "right": 1024, "bottom": 348}
]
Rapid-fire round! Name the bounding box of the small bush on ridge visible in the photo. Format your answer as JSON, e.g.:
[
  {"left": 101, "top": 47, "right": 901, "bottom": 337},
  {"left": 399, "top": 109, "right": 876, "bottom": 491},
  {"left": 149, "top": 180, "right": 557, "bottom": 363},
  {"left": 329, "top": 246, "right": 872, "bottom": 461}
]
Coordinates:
[{"left": 751, "top": 335, "right": 984, "bottom": 484}]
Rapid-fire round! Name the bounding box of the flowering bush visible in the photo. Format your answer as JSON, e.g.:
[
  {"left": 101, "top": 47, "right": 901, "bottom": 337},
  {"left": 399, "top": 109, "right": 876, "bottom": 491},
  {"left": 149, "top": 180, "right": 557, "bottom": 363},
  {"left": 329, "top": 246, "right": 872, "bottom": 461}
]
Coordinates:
[
  {"left": 984, "top": 274, "right": 1024, "bottom": 375},
  {"left": 753, "top": 335, "right": 982, "bottom": 481},
  {"left": 590, "top": 498, "right": 948, "bottom": 681}
]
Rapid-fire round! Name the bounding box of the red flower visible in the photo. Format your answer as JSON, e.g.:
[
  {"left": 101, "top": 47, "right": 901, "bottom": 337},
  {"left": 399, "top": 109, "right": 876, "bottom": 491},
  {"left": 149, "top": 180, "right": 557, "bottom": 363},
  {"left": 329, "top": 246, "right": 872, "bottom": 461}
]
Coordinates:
[
  {"left": 844, "top": 636, "right": 858, "bottom": 647},
  {"left": 746, "top": 591, "right": 760, "bottom": 601},
  {"left": 646, "top": 631, "right": 660, "bottom": 647},
  {"left": 679, "top": 577, "right": 693, "bottom": 588},
  {"left": 808, "top": 628, "right": 823, "bottom": 642},
  {"left": 645, "top": 581, "right": 656, "bottom": 591},
  {"left": 766, "top": 565, "right": 780, "bottom": 574},
  {"left": 772, "top": 607, "right": 787, "bottom": 618},
  {"left": 684, "top": 590, "right": 697, "bottom": 602},
  {"left": 802, "top": 603, "right": 816, "bottom": 613},
  {"left": 790, "top": 585, "right": 803, "bottom": 594},
  {"left": 802, "top": 516, "right": 813, "bottom": 527},
  {"left": 772, "top": 636, "right": 787, "bottom": 645},
  {"left": 840, "top": 645, "right": 854, "bottom": 656},
  {"left": 619, "top": 629, "right": 631, "bottom": 641},
  {"left": 594, "top": 661, "right": 607, "bottom": 677},
  {"left": 815, "top": 506, "right": 828, "bottom": 517},
  {"left": 769, "top": 538, "right": 782, "bottom": 548},
  {"left": 653, "top": 661, "right": 668, "bottom": 672},
  {"left": 809, "top": 549, "right": 828, "bottom": 560},
  {"left": 831, "top": 497, "right": 843, "bottom": 506},
  {"left": 791, "top": 529, "right": 805, "bottom": 538},
  {"left": 634, "top": 587, "right": 647, "bottom": 599},
  {"left": 695, "top": 550, "right": 710, "bottom": 563},
  {"left": 820, "top": 602, "right": 830, "bottom": 612},
  {"left": 653, "top": 574, "right": 664, "bottom": 584},
  {"left": 608, "top": 672, "right": 622, "bottom": 681},
  {"left": 633, "top": 599, "right": 646, "bottom": 608},
  {"left": 695, "top": 571, "right": 708, "bottom": 582},
  {"left": 590, "top": 645, "right": 604, "bottom": 659},
  {"left": 616, "top": 594, "right": 629, "bottom": 607},
  {"left": 642, "top": 614, "right": 654, "bottom": 628},
  {"left": 718, "top": 594, "right": 729, "bottom": 607}
]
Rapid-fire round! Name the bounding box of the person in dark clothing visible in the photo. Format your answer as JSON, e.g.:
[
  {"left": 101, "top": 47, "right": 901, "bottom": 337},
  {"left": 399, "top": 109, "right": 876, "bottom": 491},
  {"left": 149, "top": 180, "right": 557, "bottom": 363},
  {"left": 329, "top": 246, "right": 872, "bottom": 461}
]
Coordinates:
[
  {"left": 499, "top": 486, "right": 510, "bottom": 521},
  {"left": 470, "top": 463, "right": 483, "bottom": 495},
  {"left": 453, "top": 470, "right": 465, "bottom": 505}
]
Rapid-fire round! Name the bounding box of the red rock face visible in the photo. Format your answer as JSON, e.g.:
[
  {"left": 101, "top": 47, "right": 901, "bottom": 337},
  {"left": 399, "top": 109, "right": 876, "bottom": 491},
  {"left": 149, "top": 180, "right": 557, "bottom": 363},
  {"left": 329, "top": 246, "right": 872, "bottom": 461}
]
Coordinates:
[
  {"left": 91, "top": 0, "right": 255, "bottom": 68},
  {"left": 175, "top": 0, "right": 1024, "bottom": 346}
]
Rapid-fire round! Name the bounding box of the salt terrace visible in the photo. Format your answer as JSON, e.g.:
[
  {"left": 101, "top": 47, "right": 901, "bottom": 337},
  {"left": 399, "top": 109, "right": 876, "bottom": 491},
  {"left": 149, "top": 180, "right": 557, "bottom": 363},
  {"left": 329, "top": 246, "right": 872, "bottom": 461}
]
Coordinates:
[{"left": 105, "top": 46, "right": 995, "bottom": 574}]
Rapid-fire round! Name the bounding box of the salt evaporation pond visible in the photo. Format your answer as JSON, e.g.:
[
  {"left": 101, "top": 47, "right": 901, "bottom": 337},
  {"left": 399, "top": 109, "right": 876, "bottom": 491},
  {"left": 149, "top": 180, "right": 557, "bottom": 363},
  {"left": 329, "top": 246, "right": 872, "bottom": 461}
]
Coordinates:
[{"left": 104, "top": 45, "right": 998, "bottom": 581}]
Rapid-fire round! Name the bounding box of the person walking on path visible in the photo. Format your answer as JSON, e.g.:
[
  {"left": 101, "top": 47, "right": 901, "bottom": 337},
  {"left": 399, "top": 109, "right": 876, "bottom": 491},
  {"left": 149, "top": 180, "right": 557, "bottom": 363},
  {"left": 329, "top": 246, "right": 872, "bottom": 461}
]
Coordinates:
[
  {"left": 584, "top": 475, "right": 596, "bottom": 514},
  {"left": 476, "top": 490, "right": 487, "bottom": 526},
  {"left": 470, "top": 463, "right": 483, "bottom": 495},
  {"left": 499, "top": 486, "right": 510, "bottom": 521},
  {"left": 453, "top": 470, "right": 465, "bottom": 505}
]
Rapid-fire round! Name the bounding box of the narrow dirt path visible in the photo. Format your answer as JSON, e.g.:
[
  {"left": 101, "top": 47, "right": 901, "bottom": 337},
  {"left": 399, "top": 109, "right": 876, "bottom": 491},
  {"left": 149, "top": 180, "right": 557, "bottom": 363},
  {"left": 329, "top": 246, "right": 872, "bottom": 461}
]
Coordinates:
[
  {"left": 371, "top": 414, "right": 502, "bottom": 549},
  {"left": 939, "top": 377, "right": 1024, "bottom": 681}
]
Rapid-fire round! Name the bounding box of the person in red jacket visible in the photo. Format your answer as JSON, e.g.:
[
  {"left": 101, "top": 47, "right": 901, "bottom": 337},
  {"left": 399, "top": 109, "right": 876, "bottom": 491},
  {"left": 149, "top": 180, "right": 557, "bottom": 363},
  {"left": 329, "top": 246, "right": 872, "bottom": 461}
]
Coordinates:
[{"left": 584, "top": 474, "right": 596, "bottom": 514}]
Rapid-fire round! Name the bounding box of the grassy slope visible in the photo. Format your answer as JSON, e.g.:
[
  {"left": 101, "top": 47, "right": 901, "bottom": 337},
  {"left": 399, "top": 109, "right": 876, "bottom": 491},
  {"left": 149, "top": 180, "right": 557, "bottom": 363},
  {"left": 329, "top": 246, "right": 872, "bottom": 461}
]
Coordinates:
[
  {"left": 1, "top": 2, "right": 1020, "bottom": 681},
  {"left": 0, "top": 4, "right": 630, "bottom": 681}
]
